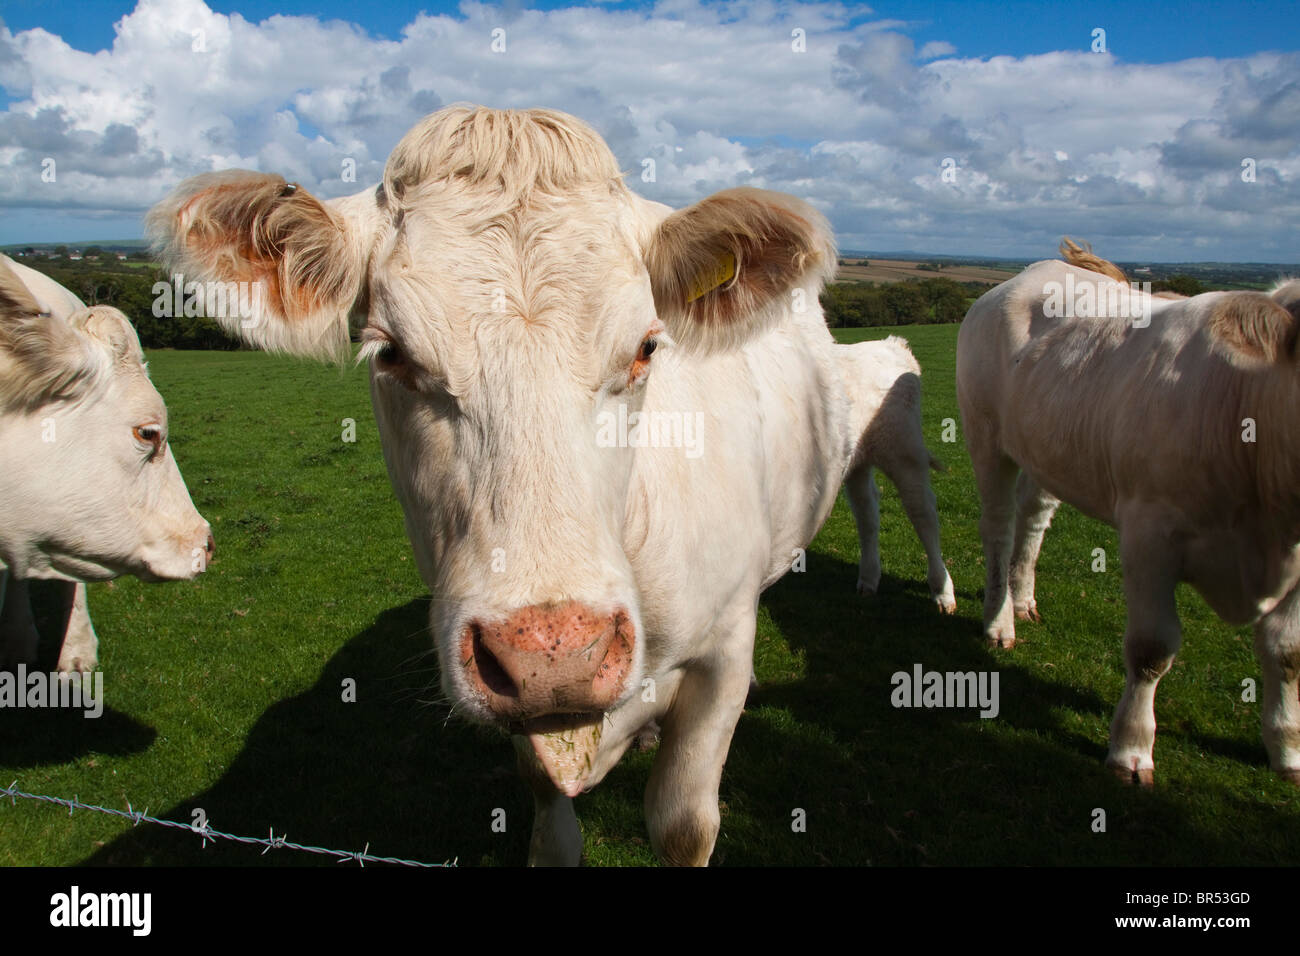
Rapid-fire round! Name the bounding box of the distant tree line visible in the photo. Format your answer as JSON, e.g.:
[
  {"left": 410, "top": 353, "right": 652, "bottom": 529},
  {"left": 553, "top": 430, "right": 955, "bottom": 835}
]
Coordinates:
[
  {"left": 8, "top": 254, "right": 1223, "bottom": 346},
  {"left": 1151, "top": 275, "right": 1204, "bottom": 296},
  {"left": 12, "top": 259, "right": 239, "bottom": 350},
  {"left": 819, "top": 277, "right": 989, "bottom": 328}
]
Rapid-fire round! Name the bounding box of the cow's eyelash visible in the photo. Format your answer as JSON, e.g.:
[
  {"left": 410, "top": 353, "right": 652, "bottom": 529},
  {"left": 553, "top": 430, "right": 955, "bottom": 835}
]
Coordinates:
[{"left": 358, "top": 329, "right": 405, "bottom": 366}]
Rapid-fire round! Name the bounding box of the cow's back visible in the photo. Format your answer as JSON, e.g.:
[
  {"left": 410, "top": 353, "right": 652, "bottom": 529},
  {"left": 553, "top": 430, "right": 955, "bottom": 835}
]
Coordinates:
[
  {"left": 962, "top": 261, "right": 1293, "bottom": 533},
  {"left": 963, "top": 262, "right": 1207, "bottom": 521}
]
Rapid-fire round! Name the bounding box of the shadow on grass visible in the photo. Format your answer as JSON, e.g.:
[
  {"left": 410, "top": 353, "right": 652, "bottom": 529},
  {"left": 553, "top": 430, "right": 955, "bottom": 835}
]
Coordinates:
[
  {"left": 84, "top": 598, "right": 530, "bottom": 867},
  {"left": 80, "top": 554, "right": 1298, "bottom": 867},
  {"left": 0, "top": 707, "right": 157, "bottom": 769},
  {"left": 716, "top": 550, "right": 1299, "bottom": 865},
  {"left": 1, "top": 581, "right": 158, "bottom": 767}
]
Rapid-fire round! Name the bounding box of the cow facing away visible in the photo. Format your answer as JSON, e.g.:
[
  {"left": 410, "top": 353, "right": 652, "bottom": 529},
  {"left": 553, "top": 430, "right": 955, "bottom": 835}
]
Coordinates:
[
  {"left": 0, "top": 256, "right": 212, "bottom": 672},
  {"left": 957, "top": 243, "right": 1300, "bottom": 786},
  {"left": 147, "top": 106, "right": 952, "bottom": 865},
  {"left": 842, "top": 336, "right": 955, "bottom": 611}
]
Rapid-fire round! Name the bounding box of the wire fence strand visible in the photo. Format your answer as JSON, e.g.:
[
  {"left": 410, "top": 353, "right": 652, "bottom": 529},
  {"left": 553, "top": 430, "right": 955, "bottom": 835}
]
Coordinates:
[{"left": 3, "top": 782, "right": 456, "bottom": 868}]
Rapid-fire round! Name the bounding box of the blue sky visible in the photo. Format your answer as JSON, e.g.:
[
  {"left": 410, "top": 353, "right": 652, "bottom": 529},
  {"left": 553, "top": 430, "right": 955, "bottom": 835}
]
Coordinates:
[
  {"left": 4, "top": 0, "right": 1294, "bottom": 64},
  {"left": 1, "top": 0, "right": 1297, "bottom": 259}
]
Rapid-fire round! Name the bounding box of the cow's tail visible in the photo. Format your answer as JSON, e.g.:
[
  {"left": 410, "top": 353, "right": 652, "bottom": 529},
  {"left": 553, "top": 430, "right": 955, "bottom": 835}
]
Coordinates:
[{"left": 1060, "top": 237, "right": 1129, "bottom": 284}]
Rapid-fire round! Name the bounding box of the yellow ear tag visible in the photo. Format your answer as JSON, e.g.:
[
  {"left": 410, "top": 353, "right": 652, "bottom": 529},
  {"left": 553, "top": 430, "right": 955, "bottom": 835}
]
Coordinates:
[{"left": 686, "top": 251, "right": 737, "bottom": 302}]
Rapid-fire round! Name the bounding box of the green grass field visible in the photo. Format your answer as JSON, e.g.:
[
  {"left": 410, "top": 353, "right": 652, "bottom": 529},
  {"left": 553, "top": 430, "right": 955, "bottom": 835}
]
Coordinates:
[{"left": 3, "top": 325, "right": 1297, "bottom": 866}]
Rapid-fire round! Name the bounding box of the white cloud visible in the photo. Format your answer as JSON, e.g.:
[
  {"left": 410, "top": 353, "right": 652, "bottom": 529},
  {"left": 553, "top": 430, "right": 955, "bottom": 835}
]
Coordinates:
[
  {"left": 0, "top": 0, "right": 1295, "bottom": 260},
  {"left": 918, "top": 40, "right": 955, "bottom": 60}
]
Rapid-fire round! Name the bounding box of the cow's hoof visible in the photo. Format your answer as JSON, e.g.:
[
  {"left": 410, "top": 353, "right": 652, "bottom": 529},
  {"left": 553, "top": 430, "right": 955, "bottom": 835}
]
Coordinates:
[
  {"left": 1108, "top": 759, "right": 1155, "bottom": 788},
  {"left": 856, "top": 580, "right": 879, "bottom": 597},
  {"left": 1278, "top": 768, "right": 1300, "bottom": 787},
  {"left": 985, "top": 632, "right": 1017, "bottom": 649},
  {"left": 1014, "top": 604, "right": 1040, "bottom": 623},
  {"left": 935, "top": 596, "right": 957, "bottom": 615},
  {"left": 57, "top": 656, "right": 97, "bottom": 675}
]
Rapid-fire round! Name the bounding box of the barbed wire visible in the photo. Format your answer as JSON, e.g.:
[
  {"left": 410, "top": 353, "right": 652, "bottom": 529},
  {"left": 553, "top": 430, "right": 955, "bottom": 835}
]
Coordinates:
[{"left": 3, "top": 781, "right": 457, "bottom": 868}]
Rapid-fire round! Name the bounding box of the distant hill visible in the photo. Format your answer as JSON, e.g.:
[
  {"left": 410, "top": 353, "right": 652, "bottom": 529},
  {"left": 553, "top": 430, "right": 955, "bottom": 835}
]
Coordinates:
[
  {"left": 1, "top": 240, "right": 148, "bottom": 252},
  {"left": 835, "top": 252, "right": 1296, "bottom": 291},
  {"left": 5, "top": 243, "right": 1293, "bottom": 293},
  {"left": 835, "top": 258, "right": 1016, "bottom": 285}
]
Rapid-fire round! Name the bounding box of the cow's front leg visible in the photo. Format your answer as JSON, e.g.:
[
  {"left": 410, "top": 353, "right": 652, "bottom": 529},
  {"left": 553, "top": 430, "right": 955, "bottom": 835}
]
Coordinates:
[
  {"left": 1009, "top": 473, "right": 1060, "bottom": 623},
  {"left": 0, "top": 572, "right": 39, "bottom": 668},
  {"left": 1106, "top": 528, "right": 1181, "bottom": 786},
  {"left": 513, "top": 735, "right": 583, "bottom": 866},
  {"left": 56, "top": 582, "right": 98, "bottom": 673},
  {"left": 645, "top": 610, "right": 754, "bottom": 866},
  {"left": 1254, "top": 585, "right": 1300, "bottom": 785}
]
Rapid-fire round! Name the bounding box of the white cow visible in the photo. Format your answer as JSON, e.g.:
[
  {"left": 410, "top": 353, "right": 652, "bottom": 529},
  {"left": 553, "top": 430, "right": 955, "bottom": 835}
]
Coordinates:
[
  {"left": 0, "top": 255, "right": 212, "bottom": 672},
  {"left": 147, "top": 106, "right": 952, "bottom": 865},
  {"left": 958, "top": 245, "right": 1300, "bottom": 786}
]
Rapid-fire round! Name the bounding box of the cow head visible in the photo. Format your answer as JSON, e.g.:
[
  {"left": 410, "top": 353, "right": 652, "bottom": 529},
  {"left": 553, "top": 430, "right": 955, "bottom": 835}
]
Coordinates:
[
  {"left": 0, "top": 260, "right": 213, "bottom": 582},
  {"left": 147, "top": 107, "right": 833, "bottom": 793}
]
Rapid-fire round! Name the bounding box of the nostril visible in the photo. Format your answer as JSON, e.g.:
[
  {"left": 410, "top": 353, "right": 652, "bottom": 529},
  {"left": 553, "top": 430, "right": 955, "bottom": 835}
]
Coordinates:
[{"left": 471, "top": 624, "right": 517, "bottom": 698}]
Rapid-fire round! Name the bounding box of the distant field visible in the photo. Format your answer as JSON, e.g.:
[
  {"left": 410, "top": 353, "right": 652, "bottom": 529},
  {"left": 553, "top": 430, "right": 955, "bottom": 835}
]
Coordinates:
[
  {"left": 835, "top": 258, "right": 1016, "bottom": 285},
  {"left": 2, "top": 331, "right": 1297, "bottom": 866}
]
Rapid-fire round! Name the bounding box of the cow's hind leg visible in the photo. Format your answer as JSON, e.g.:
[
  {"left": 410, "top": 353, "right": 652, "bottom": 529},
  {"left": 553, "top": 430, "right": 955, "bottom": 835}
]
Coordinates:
[
  {"left": 1106, "top": 526, "right": 1181, "bottom": 786},
  {"left": 56, "top": 583, "right": 98, "bottom": 673},
  {"left": 844, "top": 462, "right": 882, "bottom": 596},
  {"left": 1254, "top": 585, "right": 1300, "bottom": 785},
  {"left": 645, "top": 604, "right": 754, "bottom": 866},
  {"left": 876, "top": 449, "right": 955, "bottom": 614},
  {"left": 1010, "top": 473, "right": 1060, "bottom": 623},
  {"left": 513, "top": 736, "right": 583, "bottom": 866},
  {"left": 966, "top": 421, "right": 1019, "bottom": 647},
  {"left": 0, "top": 573, "right": 39, "bottom": 669}
]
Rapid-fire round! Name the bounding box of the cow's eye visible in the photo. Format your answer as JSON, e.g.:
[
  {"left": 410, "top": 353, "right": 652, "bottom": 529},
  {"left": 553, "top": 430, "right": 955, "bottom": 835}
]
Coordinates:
[
  {"left": 133, "top": 425, "right": 163, "bottom": 455},
  {"left": 624, "top": 332, "right": 664, "bottom": 390}
]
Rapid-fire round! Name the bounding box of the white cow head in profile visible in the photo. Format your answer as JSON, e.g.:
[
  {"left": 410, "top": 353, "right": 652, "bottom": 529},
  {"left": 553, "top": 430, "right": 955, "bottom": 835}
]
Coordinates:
[
  {"left": 147, "top": 107, "right": 832, "bottom": 789},
  {"left": 0, "top": 258, "right": 213, "bottom": 582}
]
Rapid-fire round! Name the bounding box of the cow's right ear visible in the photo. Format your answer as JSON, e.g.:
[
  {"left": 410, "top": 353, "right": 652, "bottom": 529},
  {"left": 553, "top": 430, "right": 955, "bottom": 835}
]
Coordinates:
[{"left": 146, "top": 171, "right": 379, "bottom": 361}]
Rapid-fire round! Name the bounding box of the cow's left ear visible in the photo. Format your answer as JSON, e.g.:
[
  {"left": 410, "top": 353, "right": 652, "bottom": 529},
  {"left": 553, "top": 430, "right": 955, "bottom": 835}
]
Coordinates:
[
  {"left": 146, "top": 171, "right": 380, "bottom": 362},
  {"left": 0, "top": 261, "right": 95, "bottom": 410},
  {"left": 645, "top": 187, "right": 836, "bottom": 353}
]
